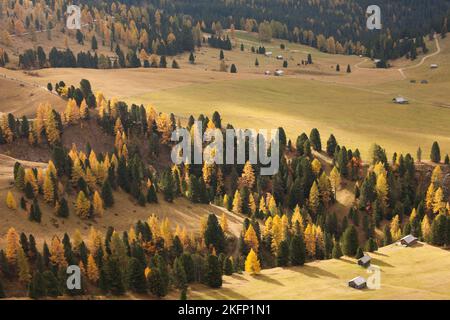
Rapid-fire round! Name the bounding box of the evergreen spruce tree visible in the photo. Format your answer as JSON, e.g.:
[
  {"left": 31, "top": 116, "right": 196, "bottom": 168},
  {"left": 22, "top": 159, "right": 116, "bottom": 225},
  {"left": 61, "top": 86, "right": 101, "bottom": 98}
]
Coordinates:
[
  {"left": 56, "top": 197, "right": 69, "bottom": 218},
  {"left": 383, "top": 225, "right": 393, "bottom": 246},
  {"left": 127, "top": 257, "right": 147, "bottom": 293},
  {"left": 277, "top": 240, "right": 290, "bottom": 267},
  {"left": 332, "top": 241, "right": 343, "bottom": 259},
  {"left": 204, "top": 214, "right": 226, "bottom": 253},
  {"left": 101, "top": 180, "right": 114, "bottom": 208},
  {"left": 430, "top": 141, "right": 441, "bottom": 163},
  {"left": 106, "top": 257, "right": 125, "bottom": 295},
  {"left": 342, "top": 225, "right": 358, "bottom": 256},
  {"left": 289, "top": 234, "right": 306, "bottom": 265},
  {"left": 355, "top": 247, "right": 364, "bottom": 259},
  {"left": 206, "top": 254, "right": 222, "bottom": 288},
  {"left": 28, "top": 271, "right": 46, "bottom": 299},
  {"left": 223, "top": 257, "right": 234, "bottom": 275}
]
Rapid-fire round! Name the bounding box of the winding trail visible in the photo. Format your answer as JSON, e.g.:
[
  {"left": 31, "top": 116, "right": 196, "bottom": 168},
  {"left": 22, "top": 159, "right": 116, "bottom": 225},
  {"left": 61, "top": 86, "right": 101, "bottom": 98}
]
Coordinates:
[{"left": 398, "top": 36, "right": 440, "bottom": 80}]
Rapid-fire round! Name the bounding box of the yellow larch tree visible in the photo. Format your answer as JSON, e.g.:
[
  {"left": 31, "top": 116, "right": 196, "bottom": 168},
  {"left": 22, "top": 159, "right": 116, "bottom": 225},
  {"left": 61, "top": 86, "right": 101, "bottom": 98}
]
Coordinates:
[
  {"left": 87, "top": 254, "right": 99, "bottom": 283},
  {"left": 232, "top": 190, "right": 242, "bottom": 213},
  {"left": 43, "top": 173, "right": 55, "bottom": 204},
  {"left": 6, "top": 191, "right": 17, "bottom": 210},
  {"left": 244, "top": 224, "right": 259, "bottom": 253},
  {"left": 309, "top": 181, "right": 320, "bottom": 214},
  {"left": 156, "top": 112, "right": 171, "bottom": 144},
  {"left": 248, "top": 193, "right": 257, "bottom": 215},
  {"left": 93, "top": 191, "right": 104, "bottom": 217},
  {"left": 433, "top": 187, "right": 445, "bottom": 214},
  {"left": 425, "top": 182, "right": 435, "bottom": 211},
  {"left": 50, "top": 236, "right": 68, "bottom": 269},
  {"left": 240, "top": 161, "right": 255, "bottom": 189},
  {"left": 318, "top": 172, "right": 332, "bottom": 206},
  {"left": 304, "top": 223, "right": 316, "bottom": 257},
  {"left": 220, "top": 212, "right": 229, "bottom": 234},
  {"left": 329, "top": 166, "right": 341, "bottom": 198},
  {"left": 376, "top": 172, "right": 389, "bottom": 209},
  {"left": 311, "top": 158, "right": 322, "bottom": 176},
  {"left": 270, "top": 215, "right": 283, "bottom": 253},
  {"left": 160, "top": 217, "right": 173, "bottom": 248},
  {"left": 259, "top": 196, "right": 269, "bottom": 216},
  {"left": 291, "top": 205, "right": 304, "bottom": 233},
  {"left": 6, "top": 227, "right": 19, "bottom": 264},
  {"left": 268, "top": 194, "right": 277, "bottom": 216},
  {"left": 431, "top": 165, "right": 442, "bottom": 185},
  {"left": 390, "top": 215, "right": 402, "bottom": 241},
  {"left": 421, "top": 215, "right": 432, "bottom": 242},
  {"left": 75, "top": 191, "right": 91, "bottom": 218},
  {"left": 244, "top": 249, "right": 261, "bottom": 275}
]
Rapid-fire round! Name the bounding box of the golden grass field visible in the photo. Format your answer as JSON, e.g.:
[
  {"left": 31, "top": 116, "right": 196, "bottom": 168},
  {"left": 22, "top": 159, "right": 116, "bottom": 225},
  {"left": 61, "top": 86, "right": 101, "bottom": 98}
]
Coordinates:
[
  {"left": 182, "top": 243, "right": 450, "bottom": 300},
  {"left": 1, "top": 31, "right": 449, "bottom": 159}
]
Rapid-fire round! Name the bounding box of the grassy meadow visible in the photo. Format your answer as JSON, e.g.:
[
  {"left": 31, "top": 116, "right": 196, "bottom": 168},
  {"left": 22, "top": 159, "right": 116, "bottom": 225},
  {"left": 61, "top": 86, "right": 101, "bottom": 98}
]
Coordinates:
[{"left": 183, "top": 243, "right": 450, "bottom": 300}]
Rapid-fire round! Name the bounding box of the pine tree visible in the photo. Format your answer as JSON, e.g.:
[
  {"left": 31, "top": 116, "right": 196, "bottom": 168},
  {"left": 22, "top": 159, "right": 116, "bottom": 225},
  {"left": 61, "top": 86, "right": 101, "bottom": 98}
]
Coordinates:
[
  {"left": 173, "top": 257, "right": 188, "bottom": 290},
  {"left": 383, "top": 225, "right": 393, "bottom": 246},
  {"left": 206, "top": 254, "right": 222, "bottom": 288},
  {"left": 127, "top": 257, "right": 147, "bottom": 293},
  {"left": 355, "top": 247, "right": 364, "bottom": 259},
  {"left": 290, "top": 234, "right": 306, "bottom": 265},
  {"left": 204, "top": 214, "right": 225, "bottom": 253},
  {"left": 29, "top": 271, "right": 46, "bottom": 299},
  {"left": 106, "top": 256, "right": 125, "bottom": 295},
  {"left": 431, "top": 214, "right": 447, "bottom": 246},
  {"left": 17, "top": 247, "right": 31, "bottom": 284},
  {"left": 332, "top": 241, "right": 343, "bottom": 259},
  {"left": 430, "top": 141, "right": 441, "bottom": 163},
  {"left": 29, "top": 199, "right": 42, "bottom": 223},
  {"left": 230, "top": 64, "right": 237, "bottom": 73},
  {"left": 244, "top": 249, "right": 261, "bottom": 275},
  {"left": 55, "top": 197, "right": 69, "bottom": 218},
  {"left": 101, "top": 180, "right": 114, "bottom": 207},
  {"left": 342, "top": 225, "right": 358, "bottom": 256},
  {"left": 223, "top": 257, "right": 234, "bottom": 275}
]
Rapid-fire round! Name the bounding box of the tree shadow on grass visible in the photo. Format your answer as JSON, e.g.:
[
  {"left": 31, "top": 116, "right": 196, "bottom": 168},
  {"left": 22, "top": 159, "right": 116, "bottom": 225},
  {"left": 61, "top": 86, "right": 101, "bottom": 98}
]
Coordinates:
[
  {"left": 370, "top": 258, "right": 394, "bottom": 268},
  {"left": 212, "top": 289, "right": 249, "bottom": 300},
  {"left": 253, "top": 274, "right": 284, "bottom": 286},
  {"left": 291, "top": 265, "right": 339, "bottom": 279},
  {"left": 230, "top": 274, "right": 249, "bottom": 281},
  {"left": 371, "top": 251, "right": 388, "bottom": 257},
  {"left": 338, "top": 257, "right": 356, "bottom": 264}
]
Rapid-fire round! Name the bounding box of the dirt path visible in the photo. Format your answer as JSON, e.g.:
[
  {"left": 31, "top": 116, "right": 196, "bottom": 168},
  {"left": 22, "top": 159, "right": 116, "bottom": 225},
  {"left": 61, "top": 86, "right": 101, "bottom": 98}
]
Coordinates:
[{"left": 398, "top": 36, "right": 441, "bottom": 80}]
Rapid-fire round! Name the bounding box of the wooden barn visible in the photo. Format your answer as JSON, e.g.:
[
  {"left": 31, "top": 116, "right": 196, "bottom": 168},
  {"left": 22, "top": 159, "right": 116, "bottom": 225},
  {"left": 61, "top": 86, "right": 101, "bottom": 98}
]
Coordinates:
[
  {"left": 400, "top": 235, "right": 418, "bottom": 247},
  {"left": 348, "top": 276, "right": 367, "bottom": 290},
  {"left": 358, "top": 254, "right": 372, "bottom": 268}
]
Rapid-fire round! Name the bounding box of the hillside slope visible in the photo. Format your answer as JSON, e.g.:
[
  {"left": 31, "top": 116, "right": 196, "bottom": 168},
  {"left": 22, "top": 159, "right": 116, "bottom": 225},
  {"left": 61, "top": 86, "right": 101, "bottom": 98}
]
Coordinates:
[{"left": 185, "top": 243, "right": 450, "bottom": 300}]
